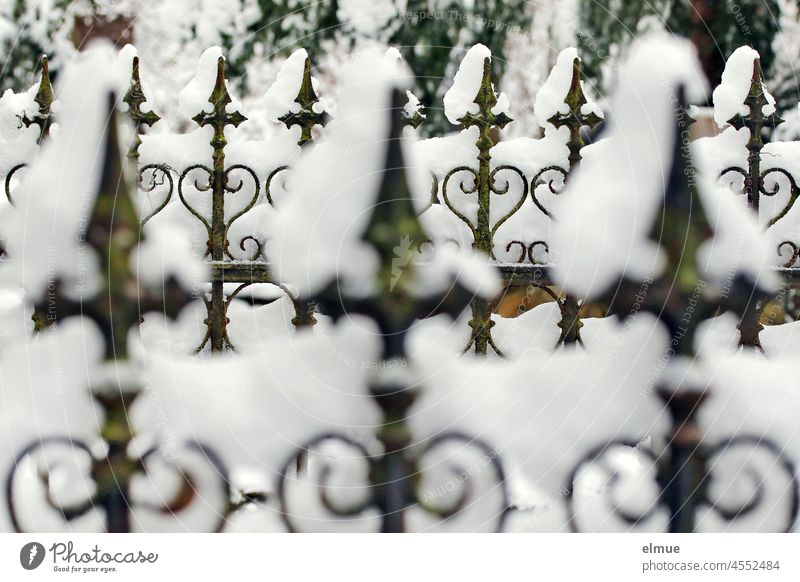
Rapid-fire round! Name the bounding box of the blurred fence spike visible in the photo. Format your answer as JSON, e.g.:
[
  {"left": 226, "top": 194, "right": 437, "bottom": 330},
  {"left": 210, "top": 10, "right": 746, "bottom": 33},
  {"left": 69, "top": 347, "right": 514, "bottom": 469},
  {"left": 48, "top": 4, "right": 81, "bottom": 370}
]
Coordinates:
[{"left": 10, "top": 94, "right": 227, "bottom": 534}]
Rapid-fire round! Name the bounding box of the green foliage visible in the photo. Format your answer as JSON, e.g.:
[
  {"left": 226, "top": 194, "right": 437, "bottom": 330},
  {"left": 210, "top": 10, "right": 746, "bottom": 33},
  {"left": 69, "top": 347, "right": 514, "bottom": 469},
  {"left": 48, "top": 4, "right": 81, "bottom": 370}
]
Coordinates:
[
  {"left": 233, "top": 0, "right": 533, "bottom": 134},
  {"left": 577, "top": 0, "right": 781, "bottom": 93},
  {"left": 0, "top": 0, "right": 74, "bottom": 92}
]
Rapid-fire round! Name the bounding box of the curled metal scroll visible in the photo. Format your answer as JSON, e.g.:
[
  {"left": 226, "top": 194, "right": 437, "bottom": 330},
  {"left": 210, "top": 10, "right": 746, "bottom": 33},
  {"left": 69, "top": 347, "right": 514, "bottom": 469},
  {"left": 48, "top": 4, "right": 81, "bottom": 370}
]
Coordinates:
[
  {"left": 761, "top": 167, "right": 800, "bottom": 228},
  {"left": 415, "top": 432, "right": 509, "bottom": 531},
  {"left": 567, "top": 436, "right": 799, "bottom": 532},
  {"left": 721, "top": 165, "right": 800, "bottom": 266},
  {"left": 506, "top": 240, "right": 550, "bottom": 264},
  {"left": 441, "top": 165, "right": 479, "bottom": 234},
  {"left": 265, "top": 165, "right": 289, "bottom": 206},
  {"left": 488, "top": 165, "right": 529, "bottom": 245},
  {"left": 277, "top": 431, "right": 509, "bottom": 532},
  {"left": 441, "top": 164, "right": 529, "bottom": 258},
  {"left": 6, "top": 437, "right": 229, "bottom": 532},
  {"left": 530, "top": 165, "right": 568, "bottom": 218},
  {"left": 177, "top": 164, "right": 214, "bottom": 238},
  {"left": 239, "top": 235, "right": 265, "bottom": 261},
  {"left": 177, "top": 164, "right": 262, "bottom": 259},
  {"left": 566, "top": 441, "right": 661, "bottom": 532},
  {"left": 138, "top": 163, "right": 174, "bottom": 225},
  {"left": 6, "top": 437, "right": 95, "bottom": 531},
  {"left": 777, "top": 241, "right": 800, "bottom": 268},
  {"left": 4, "top": 162, "right": 27, "bottom": 204},
  {"left": 131, "top": 442, "right": 230, "bottom": 532},
  {"left": 278, "top": 433, "right": 374, "bottom": 533},
  {"left": 702, "top": 436, "right": 798, "bottom": 532},
  {"left": 224, "top": 164, "right": 262, "bottom": 259},
  {"left": 720, "top": 166, "right": 748, "bottom": 198}
]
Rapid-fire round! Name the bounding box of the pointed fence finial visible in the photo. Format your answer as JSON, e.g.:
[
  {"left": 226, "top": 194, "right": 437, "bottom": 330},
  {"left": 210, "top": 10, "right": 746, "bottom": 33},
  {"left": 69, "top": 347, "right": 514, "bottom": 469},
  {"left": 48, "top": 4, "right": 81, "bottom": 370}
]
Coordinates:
[
  {"left": 546, "top": 57, "right": 602, "bottom": 168},
  {"left": 278, "top": 56, "right": 328, "bottom": 146},
  {"left": 22, "top": 55, "right": 55, "bottom": 143},
  {"left": 124, "top": 55, "right": 160, "bottom": 159},
  {"left": 726, "top": 56, "right": 783, "bottom": 212}
]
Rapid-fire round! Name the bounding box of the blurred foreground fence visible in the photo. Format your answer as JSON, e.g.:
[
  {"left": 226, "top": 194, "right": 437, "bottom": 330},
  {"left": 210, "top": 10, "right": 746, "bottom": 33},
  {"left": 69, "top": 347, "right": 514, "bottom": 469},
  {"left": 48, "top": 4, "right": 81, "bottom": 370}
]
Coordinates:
[{"left": 0, "top": 40, "right": 799, "bottom": 533}]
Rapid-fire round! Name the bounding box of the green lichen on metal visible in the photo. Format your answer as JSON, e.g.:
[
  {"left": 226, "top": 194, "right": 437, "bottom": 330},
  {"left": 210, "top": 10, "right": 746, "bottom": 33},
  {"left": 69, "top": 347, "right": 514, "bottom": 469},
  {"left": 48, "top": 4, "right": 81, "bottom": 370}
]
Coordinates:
[
  {"left": 556, "top": 294, "right": 584, "bottom": 346},
  {"left": 278, "top": 56, "right": 327, "bottom": 146},
  {"left": 21, "top": 55, "right": 54, "bottom": 144},
  {"left": 193, "top": 56, "right": 247, "bottom": 193},
  {"left": 546, "top": 57, "right": 602, "bottom": 168},
  {"left": 727, "top": 56, "right": 783, "bottom": 212},
  {"left": 458, "top": 57, "right": 511, "bottom": 257},
  {"left": 457, "top": 57, "right": 509, "bottom": 356},
  {"left": 124, "top": 55, "right": 160, "bottom": 159},
  {"left": 274, "top": 56, "right": 327, "bottom": 328},
  {"left": 192, "top": 56, "right": 247, "bottom": 351},
  {"left": 545, "top": 57, "right": 601, "bottom": 349},
  {"left": 191, "top": 56, "right": 246, "bottom": 260}
]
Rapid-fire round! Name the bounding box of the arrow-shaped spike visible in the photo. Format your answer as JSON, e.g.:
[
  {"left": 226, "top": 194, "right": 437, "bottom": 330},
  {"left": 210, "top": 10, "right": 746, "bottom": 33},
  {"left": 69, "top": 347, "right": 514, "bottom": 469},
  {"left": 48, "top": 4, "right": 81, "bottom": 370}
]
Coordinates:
[
  {"left": 547, "top": 57, "right": 603, "bottom": 167},
  {"left": 278, "top": 56, "right": 328, "bottom": 146},
  {"left": 22, "top": 55, "right": 54, "bottom": 143}
]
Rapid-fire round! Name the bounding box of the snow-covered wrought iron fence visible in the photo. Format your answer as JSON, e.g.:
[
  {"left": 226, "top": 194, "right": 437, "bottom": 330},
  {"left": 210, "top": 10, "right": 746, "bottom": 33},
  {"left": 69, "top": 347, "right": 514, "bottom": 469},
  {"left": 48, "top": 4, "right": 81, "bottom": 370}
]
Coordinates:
[
  {"left": 5, "top": 42, "right": 799, "bottom": 357},
  {"left": 0, "top": 36, "right": 799, "bottom": 533}
]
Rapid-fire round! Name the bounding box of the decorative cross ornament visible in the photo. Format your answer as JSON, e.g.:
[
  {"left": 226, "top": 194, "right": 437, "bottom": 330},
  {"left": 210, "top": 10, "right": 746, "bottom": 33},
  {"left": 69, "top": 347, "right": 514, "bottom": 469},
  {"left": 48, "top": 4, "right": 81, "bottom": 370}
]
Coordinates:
[
  {"left": 124, "top": 56, "right": 160, "bottom": 159},
  {"left": 278, "top": 56, "right": 328, "bottom": 146},
  {"left": 37, "top": 96, "right": 194, "bottom": 359},
  {"left": 281, "top": 89, "right": 504, "bottom": 533},
  {"left": 546, "top": 57, "right": 602, "bottom": 168},
  {"left": 9, "top": 95, "right": 226, "bottom": 533},
  {"left": 21, "top": 55, "right": 54, "bottom": 144},
  {"left": 726, "top": 57, "right": 784, "bottom": 212}
]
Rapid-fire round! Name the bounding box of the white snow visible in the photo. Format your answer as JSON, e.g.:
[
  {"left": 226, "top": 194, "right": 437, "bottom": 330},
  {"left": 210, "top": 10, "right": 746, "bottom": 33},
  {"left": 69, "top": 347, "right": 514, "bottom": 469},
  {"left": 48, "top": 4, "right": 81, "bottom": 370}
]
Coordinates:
[
  {"left": 443, "top": 44, "right": 509, "bottom": 125},
  {"left": 178, "top": 46, "right": 242, "bottom": 120},
  {"left": 136, "top": 316, "right": 382, "bottom": 482},
  {"left": 712, "top": 46, "right": 777, "bottom": 129},
  {"left": 552, "top": 35, "right": 776, "bottom": 298},
  {"left": 0, "top": 44, "right": 127, "bottom": 301},
  {"left": 410, "top": 311, "right": 669, "bottom": 499},
  {"left": 0, "top": 319, "right": 105, "bottom": 532},
  {"left": 271, "top": 49, "right": 493, "bottom": 299},
  {"left": 534, "top": 47, "right": 603, "bottom": 135},
  {"left": 262, "top": 48, "right": 308, "bottom": 123}
]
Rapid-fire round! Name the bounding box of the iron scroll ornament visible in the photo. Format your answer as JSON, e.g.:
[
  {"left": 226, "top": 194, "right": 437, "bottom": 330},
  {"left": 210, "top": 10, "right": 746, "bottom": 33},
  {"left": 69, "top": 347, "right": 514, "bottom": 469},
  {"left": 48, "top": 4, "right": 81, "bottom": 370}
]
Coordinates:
[
  {"left": 721, "top": 165, "right": 800, "bottom": 267},
  {"left": 277, "top": 432, "right": 509, "bottom": 532},
  {"left": 440, "top": 164, "right": 529, "bottom": 260},
  {"left": 176, "top": 163, "right": 262, "bottom": 259},
  {"left": 6, "top": 436, "right": 230, "bottom": 533},
  {"left": 565, "top": 436, "right": 798, "bottom": 532}
]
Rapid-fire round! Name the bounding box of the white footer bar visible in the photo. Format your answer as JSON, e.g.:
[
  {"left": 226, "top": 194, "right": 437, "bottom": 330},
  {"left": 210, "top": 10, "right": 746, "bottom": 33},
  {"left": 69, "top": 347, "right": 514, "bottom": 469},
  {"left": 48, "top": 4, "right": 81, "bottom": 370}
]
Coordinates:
[{"left": 1, "top": 533, "right": 797, "bottom": 580}]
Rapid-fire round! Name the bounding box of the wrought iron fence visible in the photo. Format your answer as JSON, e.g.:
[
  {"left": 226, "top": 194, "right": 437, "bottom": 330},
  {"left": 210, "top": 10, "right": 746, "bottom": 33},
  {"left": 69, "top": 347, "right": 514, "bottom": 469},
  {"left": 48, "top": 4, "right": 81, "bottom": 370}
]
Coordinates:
[{"left": 0, "top": 41, "right": 799, "bottom": 533}]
